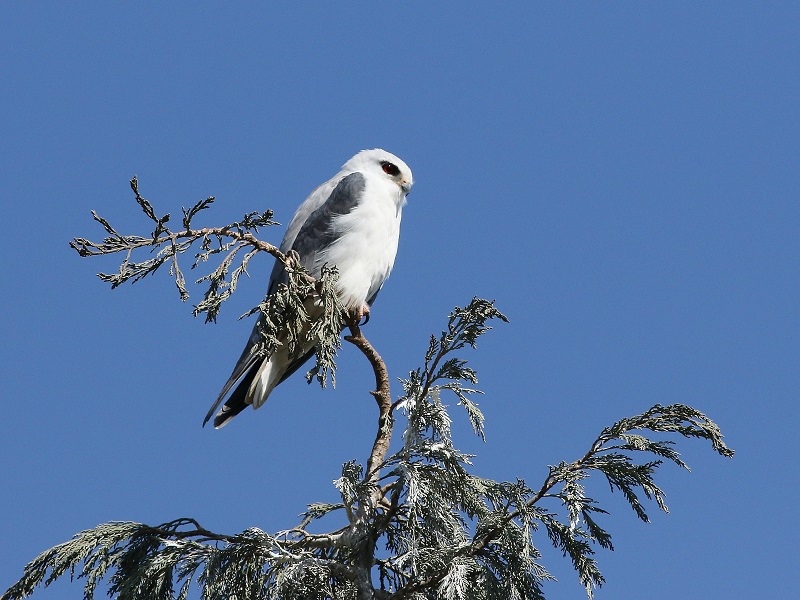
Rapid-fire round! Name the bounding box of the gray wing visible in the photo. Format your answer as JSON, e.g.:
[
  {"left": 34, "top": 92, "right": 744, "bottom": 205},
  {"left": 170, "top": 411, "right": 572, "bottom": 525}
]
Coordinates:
[{"left": 267, "top": 171, "right": 366, "bottom": 291}]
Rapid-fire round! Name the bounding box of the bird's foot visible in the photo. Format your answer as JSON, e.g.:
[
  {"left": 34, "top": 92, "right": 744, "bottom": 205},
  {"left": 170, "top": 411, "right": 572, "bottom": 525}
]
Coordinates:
[
  {"left": 358, "top": 304, "right": 371, "bottom": 325},
  {"left": 345, "top": 304, "right": 371, "bottom": 328}
]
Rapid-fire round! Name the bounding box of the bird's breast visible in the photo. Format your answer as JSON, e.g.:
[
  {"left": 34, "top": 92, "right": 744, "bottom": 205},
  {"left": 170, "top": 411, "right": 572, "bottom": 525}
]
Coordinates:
[{"left": 316, "top": 197, "right": 402, "bottom": 310}]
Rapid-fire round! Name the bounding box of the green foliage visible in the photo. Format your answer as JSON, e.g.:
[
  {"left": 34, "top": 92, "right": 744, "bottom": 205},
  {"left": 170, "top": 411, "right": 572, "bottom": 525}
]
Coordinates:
[{"left": 3, "top": 186, "right": 735, "bottom": 600}]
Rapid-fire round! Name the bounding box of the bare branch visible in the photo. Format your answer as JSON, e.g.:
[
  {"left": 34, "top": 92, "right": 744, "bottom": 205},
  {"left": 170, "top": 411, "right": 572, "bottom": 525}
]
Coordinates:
[{"left": 344, "top": 321, "right": 393, "bottom": 483}]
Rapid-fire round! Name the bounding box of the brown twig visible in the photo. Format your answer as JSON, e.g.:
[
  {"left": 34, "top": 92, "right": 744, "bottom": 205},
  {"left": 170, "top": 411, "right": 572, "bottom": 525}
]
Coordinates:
[{"left": 344, "top": 320, "right": 393, "bottom": 483}]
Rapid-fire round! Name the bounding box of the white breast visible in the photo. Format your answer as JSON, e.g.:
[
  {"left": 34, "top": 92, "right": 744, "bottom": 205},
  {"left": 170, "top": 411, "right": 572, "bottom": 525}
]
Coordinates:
[{"left": 315, "top": 177, "right": 404, "bottom": 310}]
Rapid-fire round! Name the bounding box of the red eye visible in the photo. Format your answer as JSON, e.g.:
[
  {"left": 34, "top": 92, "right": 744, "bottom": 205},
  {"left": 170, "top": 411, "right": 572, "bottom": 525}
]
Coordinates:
[{"left": 381, "top": 161, "right": 400, "bottom": 176}]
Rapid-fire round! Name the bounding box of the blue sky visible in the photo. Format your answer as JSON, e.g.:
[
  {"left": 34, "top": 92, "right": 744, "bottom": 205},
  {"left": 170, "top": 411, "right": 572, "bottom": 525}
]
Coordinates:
[{"left": 1, "top": 3, "right": 797, "bottom": 598}]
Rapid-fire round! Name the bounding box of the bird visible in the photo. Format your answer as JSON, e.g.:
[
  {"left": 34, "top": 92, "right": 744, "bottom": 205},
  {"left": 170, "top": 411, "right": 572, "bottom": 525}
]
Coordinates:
[{"left": 203, "top": 149, "right": 413, "bottom": 428}]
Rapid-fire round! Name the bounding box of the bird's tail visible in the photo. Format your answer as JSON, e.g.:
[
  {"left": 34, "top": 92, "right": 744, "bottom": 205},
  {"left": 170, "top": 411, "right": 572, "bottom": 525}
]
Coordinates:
[
  {"left": 211, "top": 338, "right": 316, "bottom": 428},
  {"left": 204, "top": 294, "right": 325, "bottom": 428}
]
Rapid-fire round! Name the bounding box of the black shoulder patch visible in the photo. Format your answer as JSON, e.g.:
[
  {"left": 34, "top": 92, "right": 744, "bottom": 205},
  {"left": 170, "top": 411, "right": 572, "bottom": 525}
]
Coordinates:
[{"left": 290, "top": 172, "right": 366, "bottom": 271}]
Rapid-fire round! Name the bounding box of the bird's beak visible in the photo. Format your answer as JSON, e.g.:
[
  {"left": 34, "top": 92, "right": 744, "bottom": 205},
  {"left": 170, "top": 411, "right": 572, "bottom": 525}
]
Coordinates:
[{"left": 401, "top": 180, "right": 412, "bottom": 194}]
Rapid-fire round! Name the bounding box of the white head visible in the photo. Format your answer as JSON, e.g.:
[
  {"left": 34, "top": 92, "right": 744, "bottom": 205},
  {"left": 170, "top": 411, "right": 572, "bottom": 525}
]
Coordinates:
[{"left": 342, "top": 148, "right": 413, "bottom": 195}]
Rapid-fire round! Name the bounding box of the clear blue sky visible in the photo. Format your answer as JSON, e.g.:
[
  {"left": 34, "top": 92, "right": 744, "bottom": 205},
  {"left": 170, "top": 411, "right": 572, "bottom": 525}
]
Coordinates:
[{"left": 1, "top": 3, "right": 797, "bottom": 598}]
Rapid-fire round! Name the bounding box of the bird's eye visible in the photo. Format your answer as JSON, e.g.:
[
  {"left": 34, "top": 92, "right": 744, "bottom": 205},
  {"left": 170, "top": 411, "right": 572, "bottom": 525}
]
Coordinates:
[{"left": 381, "top": 161, "right": 400, "bottom": 176}]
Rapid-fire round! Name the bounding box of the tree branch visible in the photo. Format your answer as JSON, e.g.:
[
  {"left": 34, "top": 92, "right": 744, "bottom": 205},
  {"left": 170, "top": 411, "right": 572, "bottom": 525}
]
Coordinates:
[
  {"left": 344, "top": 321, "right": 393, "bottom": 483},
  {"left": 390, "top": 403, "right": 734, "bottom": 599}
]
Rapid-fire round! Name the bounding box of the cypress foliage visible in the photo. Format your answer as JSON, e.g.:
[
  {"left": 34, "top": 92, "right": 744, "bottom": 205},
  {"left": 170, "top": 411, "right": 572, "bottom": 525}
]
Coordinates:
[{"left": 2, "top": 182, "right": 733, "bottom": 600}]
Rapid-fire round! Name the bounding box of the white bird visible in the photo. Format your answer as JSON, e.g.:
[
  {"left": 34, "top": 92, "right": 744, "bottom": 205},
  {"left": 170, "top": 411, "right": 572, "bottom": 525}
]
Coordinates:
[{"left": 203, "top": 149, "right": 413, "bottom": 428}]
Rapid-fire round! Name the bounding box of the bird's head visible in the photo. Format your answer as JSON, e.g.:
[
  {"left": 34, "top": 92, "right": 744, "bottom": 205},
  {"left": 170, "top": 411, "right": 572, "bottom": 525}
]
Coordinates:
[{"left": 345, "top": 149, "right": 413, "bottom": 195}]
